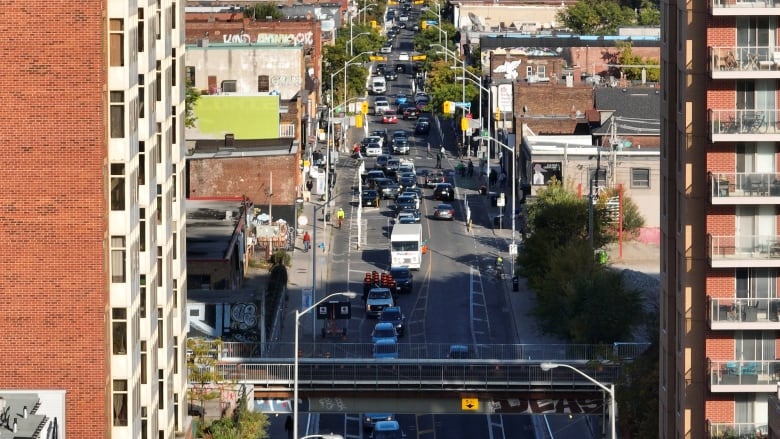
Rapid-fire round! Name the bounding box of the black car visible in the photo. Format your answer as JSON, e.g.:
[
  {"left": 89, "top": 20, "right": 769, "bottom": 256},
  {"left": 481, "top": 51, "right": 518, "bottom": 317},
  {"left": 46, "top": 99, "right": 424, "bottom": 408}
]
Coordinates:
[
  {"left": 385, "top": 159, "right": 401, "bottom": 176},
  {"left": 364, "top": 169, "right": 386, "bottom": 186},
  {"left": 370, "top": 129, "right": 388, "bottom": 145},
  {"left": 415, "top": 118, "right": 431, "bottom": 135},
  {"left": 384, "top": 70, "right": 398, "bottom": 81},
  {"left": 394, "top": 195, "right": 417, "bottom": 213},
  {"left": 379, "top": 306, "right": 406, "bottom": 336},
  {"left": 433, "top": 183, "right": 455, "bottom": 201},
  {"left": 398, "top": 174, "right": 416, "bottom": 189},
  {"left": 391, "top": 25, "right": 401, "bottom": 33},
  {"left": 376, "top": 179, "right": 401, "bottom": 199},
  {"left": 395, "top": 63, "right": 407, "bottom": 73},
  {"left": 398, "top": 21, "right": 407, "bottom": 29},
  {"left": 361, "top": 190, "right": 380, "bottom": 207},
  {"left": 389, "top": 267, "right": 414, "bottom": 294},
  {"left": 374, "top": 63, "right": 387, "bottom": 75}
]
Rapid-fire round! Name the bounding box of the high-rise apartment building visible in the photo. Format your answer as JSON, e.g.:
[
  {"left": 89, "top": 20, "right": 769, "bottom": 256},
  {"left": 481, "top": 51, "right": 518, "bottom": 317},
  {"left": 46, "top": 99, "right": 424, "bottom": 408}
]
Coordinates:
[
  {"left": 661, "top": 1, "right": 780, "bottom": 437},
  {"left": 0, "top": 0, "right": 189, "bottom": 437}
]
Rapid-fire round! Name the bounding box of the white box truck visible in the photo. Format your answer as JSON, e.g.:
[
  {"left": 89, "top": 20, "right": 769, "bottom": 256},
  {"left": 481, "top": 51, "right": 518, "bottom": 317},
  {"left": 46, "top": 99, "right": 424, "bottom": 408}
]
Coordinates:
[{"left": 390, "top": 223, "right": 422, "bottom": 269}]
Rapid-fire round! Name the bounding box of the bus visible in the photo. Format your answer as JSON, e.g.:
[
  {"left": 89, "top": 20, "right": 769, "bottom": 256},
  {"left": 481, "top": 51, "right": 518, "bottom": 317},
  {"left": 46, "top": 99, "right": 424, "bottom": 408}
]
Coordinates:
[{"left": 390, "top": 223, "right": 422, "bottom": 270}]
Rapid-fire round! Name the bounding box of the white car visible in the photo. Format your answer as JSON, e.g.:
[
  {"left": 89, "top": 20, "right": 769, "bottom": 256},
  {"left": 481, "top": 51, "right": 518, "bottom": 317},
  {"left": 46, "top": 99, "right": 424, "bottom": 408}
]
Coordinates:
[
  {"left": 381, "top": 44, "right": 393, "bottom": 54},
  {"left": 365, "top": 143, "right": 383, "bottom": 157},
  {"left": 398, "top": 52, "right": 410, "bottom": 61}
]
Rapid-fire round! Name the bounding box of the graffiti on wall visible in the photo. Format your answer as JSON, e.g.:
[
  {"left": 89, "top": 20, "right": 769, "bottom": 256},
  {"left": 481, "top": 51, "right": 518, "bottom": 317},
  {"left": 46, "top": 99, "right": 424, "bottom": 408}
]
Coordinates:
[
  {"left": 221, "top": 31, "right": 314, "bottom": 46},
  {"left": 271, "top": 75, "right": 302, "bottom": 87}
]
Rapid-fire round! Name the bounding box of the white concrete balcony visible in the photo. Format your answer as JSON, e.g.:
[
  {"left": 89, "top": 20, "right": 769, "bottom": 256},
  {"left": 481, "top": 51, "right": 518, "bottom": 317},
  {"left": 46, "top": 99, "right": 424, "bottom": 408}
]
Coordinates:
[
  {"left": 710, "top": 46, "right": 780, "bottom": 79},
  {"left": 709, "top": 359, "right": 780, "bottom": 393},
  {"left": 708, "top": 234, "right": 780, "bottom": 268},
  {"left": 708, "top": 421, "right": 768, "bottom": 438},
  {"left": 709, "top": 109, "right": 780, "bottom": 142},
  {"left": 711, "top": 0, "right": 780, "bottom": 15},
  {"left": 709, "top": 171, "right": 780, "bottom": 204},
  {"left": 709, "top": 297, "right": 780, "bottom": 330}
]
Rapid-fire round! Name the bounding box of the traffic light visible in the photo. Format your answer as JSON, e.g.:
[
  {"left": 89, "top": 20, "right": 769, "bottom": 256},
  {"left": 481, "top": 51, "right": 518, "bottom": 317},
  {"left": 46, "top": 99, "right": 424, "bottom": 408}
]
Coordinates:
[
  {"left": 443, "top": 101, "right": 452, "bottom": 114},
  {"left": 361, "top": 101, "right": 369, "bottom": 115},
  {"left": 421, "top": 20, "right": 427, "bottom": 29},
  {"left": 460, "top": 117, "right": 469, "bottom": 131},
  {"left": 494, "top": 108, "right": 501, "bottom": 121}
]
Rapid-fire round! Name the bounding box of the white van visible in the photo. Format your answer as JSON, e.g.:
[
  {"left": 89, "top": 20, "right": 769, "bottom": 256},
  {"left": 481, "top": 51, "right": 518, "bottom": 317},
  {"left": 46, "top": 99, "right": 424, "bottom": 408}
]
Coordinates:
[
  {"left": 374, "top": 99, "right": 391, "bottom": 115},
  {"left": 370, "top": 76, "right": 387, "bottom": 95}
]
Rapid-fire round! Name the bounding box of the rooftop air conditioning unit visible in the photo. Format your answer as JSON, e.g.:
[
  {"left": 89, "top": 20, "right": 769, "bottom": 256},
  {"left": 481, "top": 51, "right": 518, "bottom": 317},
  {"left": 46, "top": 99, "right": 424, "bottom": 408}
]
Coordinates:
[{"left": 221, "top": 80, "right": 237, "bottom": 93}]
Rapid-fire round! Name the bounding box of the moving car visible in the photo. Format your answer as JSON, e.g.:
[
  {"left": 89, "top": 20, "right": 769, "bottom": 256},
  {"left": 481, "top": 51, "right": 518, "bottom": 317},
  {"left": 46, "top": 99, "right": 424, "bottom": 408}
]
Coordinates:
[
  {"left": 394, "top": 195, "right": 418, "bottom": 212},
  {"left": 392, "top": 138, "right": 409, "bottom": 155},
  {"left": 433, "top": 203, "right": 455, "bottom": 220},
  {"left": 365, "top": 169, "right": 386, "bottom": 186},
  {"left": 425, "top": 171, "right": 445, "bottom": 188},
  {"left": 403, "top": 107, "right": 419, "bottom": 120},
  {"left": 371, "top": 322, "right": 398, "bottom": 343},
  {"left": 370, "top": 129, "right": 388, "bottom": 145},
  {"left": 370, "top": 420, "right": 406, "bottom": 438},
  {"left": 414, "top": 117, "right": 431, "bottom": 135},
  {"left": 380, "top": 43, "right": 393, "bottom": 54},
  {"left": 364, "top": 414, "right": 395, "bottom": 432},
  {"left": 374, "top": 64, "right": 387, "bottom": 75},
  {"left": 375, "top": 155, "right": 392, "bottom": 170},
  {"left": 372, "top": 339, "right": 399, "bottom": 359},
  {"left": 374, "top": 99, "right": 391, "bottom": 115},
  {"left": 382, "top": 110, "right": 399, "bottom": 124},
  {"left": 398, "top": 173, "right": 416, "bottom": 190},
  {"left": 389, "top": 267, "right": 414, "bottom": 294},
  {"left": 361, "top": 190, "right": 380, "bottom": 207},
  {"left": 398, "top": 52, "right": 410, "bottom": 61},
  {"left": 385, "top": 158, "right": 401, "bottom": 175},
  {"left": 384, "top": 70, "right": 398, "bottom": 81},
  {"left": 397, "top": 215, "right": 418, "bottom": 224},
  {"left": 366, "top": 288, "right": 395, "bottom": 318},
  {"left": 365, "top": 142, "right": 383, "bottom": 157},
  {"left": 433, "top": 183, "right": 455, "bottom": 201},
  {"left": 379, "top": 307, "right": 406, "bottom": 337},
  {"left": 377, "top": 179, "right": 401, "bottom": 199},
  {"left": 396, "top": 207, "right": 421, "bottom": 223}
]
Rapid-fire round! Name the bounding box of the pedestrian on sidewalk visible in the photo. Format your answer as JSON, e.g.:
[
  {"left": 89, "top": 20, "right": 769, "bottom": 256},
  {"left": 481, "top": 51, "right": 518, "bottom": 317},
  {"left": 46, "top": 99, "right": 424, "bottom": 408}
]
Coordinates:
[
  {"left": 456, "top": 142, "right": 463, "bottom": 159},
  {"left": 436, "top": 152, "right": 442, "bottom": 169},
  {"left": 467, "top": 159, "right": 474, "bottom": 177},
  {"left": 302, "top": 231, "right": 311, "bottom": 252},
  {"left": 440, "top": 144, "right": 446, "bottom": 156},
  {"left": 284, "top": 415, "right": 293, "bottom": 439},
  {"left": 427, "top": 142, "right": 431, "bottom": 157}
]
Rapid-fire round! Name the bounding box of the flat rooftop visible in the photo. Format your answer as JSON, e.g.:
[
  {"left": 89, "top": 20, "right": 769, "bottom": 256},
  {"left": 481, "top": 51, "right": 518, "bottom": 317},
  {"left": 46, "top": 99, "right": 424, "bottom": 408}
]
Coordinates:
[{"left": 186, "top": 199, "right": 245, "bottom": 260}]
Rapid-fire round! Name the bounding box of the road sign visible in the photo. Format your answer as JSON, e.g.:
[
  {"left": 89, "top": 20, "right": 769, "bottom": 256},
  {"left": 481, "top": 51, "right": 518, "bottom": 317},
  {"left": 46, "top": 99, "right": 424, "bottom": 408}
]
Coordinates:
[
  {"left": 461, "top": 398, "right": 479, "bottom": 411},
  {"left": 411, "top": 54, "right": 427, "bottom": 61},
  {"left": 497, "top": 193, "right": 506, "bottom": 207},
  {"left": 302, "top": 288, "right": 313, "bottom": 309},
  {"left": 509, "top": 243, "right": 518, "bottom": 255},
  {"left": 426, "top": 20, "right": 438, "bottom": 25},
  {"left": 369, "top": 55, "right": 387, "bottom": 62},
  {"left": 481, "top": 130, "right": 489, "bottom": 138}
]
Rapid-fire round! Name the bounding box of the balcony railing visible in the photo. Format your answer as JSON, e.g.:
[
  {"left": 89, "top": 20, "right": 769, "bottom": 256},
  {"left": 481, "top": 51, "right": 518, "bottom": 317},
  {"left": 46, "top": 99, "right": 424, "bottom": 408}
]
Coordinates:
[
  {"left": 711, "top": 0, "right": 780, "bottom": 15},
  {"left": 709, "top": 359, "right": 780, "bottom": 392},
  {"left": 709, "top": 109, "right": 780, "bottom": 141},
  {"left": 709, "top": 171, "right": 780, "bottom": 202},
  {"left": 279, "top": 122, "right": 295, "bottom": 138},
  {"left": 708, "top": 421, "right": 768, "bottom": 439},
  {"left": 710, "top": 46, "right": 780, "bottom": 74},
  {"left": 708, "top": 234, "right": 780, "bottom": 268},
  {"left": 709, "top": 297, "right": 780, "bottom": 329}
]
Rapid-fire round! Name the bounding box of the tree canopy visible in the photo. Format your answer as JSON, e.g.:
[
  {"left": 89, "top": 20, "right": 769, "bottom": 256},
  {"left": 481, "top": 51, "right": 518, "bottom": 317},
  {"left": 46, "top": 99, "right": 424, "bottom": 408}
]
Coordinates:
[{"left": 557, "top": 0, "right": 640, "bottom": 35}]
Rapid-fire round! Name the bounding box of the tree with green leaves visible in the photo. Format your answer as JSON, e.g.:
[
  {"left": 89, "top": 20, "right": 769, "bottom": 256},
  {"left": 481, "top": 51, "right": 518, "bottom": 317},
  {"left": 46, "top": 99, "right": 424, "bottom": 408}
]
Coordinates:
[
  {"left": 557, "top": 0, "right": 637, "bottom": 35},
  {"left": 517, "top": 180, "right": 642, "bottom": 343},
  {"left": 243, "top": 3, "right": 283, "bottom": 20},
  {"left": 615, "top": 42, "right": 661, "bottom": 82},
  {"left": 637, "top": 0, "right": 661, "bottom": 26},
  {"left": 203, "top": 389, "right": 270, "bottom": 439},
  {"left": 186, "top": 81, "right": 201, "bottom": 128},
  {"left": 187, "top": 338, "right": 226, "bottom": 419}
]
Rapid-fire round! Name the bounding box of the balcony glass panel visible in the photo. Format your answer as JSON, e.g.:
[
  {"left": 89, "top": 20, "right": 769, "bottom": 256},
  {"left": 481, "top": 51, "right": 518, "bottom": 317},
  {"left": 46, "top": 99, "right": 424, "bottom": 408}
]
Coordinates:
[
  {"left": 709, "top": 171, "right": 780, "bottom": 199},
  {"left": 710, "top": 297, "right": 780, "bottom": 328},
  {"left": 708, "top": 422, "right": 768, "bottom": 438},
  {"left": 709, "top": 359, "right": 780, "bottom": 390},
  {"left": 710, "top": 109, "right": 778, "bottom": 135}
]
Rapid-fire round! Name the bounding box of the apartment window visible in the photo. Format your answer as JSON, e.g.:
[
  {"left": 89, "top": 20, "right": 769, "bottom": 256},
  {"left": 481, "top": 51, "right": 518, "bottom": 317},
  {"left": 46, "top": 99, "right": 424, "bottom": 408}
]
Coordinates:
[
  {"left": 172, "top": 232, "right": 178, "bottom": 260},
  {"left": 156, "top": 184, "right": 162, "bottom": 224},
  {"left": 258, "top": 75, "right": 270, "bottom": 92},
  {"left": 109, "top": 19, "right": 125, "bottom": 66},
  {"left": 138, "top": 8, "right": 145, "bottom": 52},
  {"left": 138, "top": 141, "right": 146, "bottom": 186},
  {"left": 110, "top": 163, "right": 126, "bottom": 210},
  {"left": 172, "top": 164, "right": 177, "bottom": 202},
  {"left": 140, "top": 274, "right": 147, "bottom": 318},
  {"left": 173, "top": 336, "right": 179, "bottom": 374},
  {"left": 111, "top": 236, "right": 126, "bottom": 283},
  {"left": 138, "top": 75, "right": 146, "bottom": 119},
  {"left": 155, "top": 123, "right": 162, "bottom": 163},
  {"left": 112, "top": 380, "right": 128, "bottom": 426},
  {"left": 141, "top": 340, "right": 148, "bottom": 384},
  {"left": 171, "top": 109, "right": 177, "bottom": 144},
  {"left": 112, "top": 308, "right": 127, "bottom": 354},
  {"left": 157, "top": 307, "right": 164, "bottom": 350},
  {"left": 186, "top": 66, "right": 195, "bottom": 86},
  {"left": 155, "top": 61, "right": 162, "bottom": 102},
  {"left": 537, "top": 65, "right": 546, "bottom": 78},
  {"left": 171, "top": 2, "right": 177, "bottom": 29},
  {"left": 155, "top": 0, "right": 161, "bottom": 40},
  {"left": 110, "top": 91, "right": 125, "bottom": 138},
  {"left": 631, "top": 168, "right": 650, "bottom": 189},
  {"left": 158, "top": 369, "right": 164, "bottom": 409},
  {"left": 171, "top": 49, "right": 177, "bottom": 87},
  {"left": 141, "top": 406, "right": 148, "bottom": 439},
  {"left": 157, "top": 246, "right": 163, "bottom": 287},
  {"left": 139, "top": 208, "right": 147, "bottom": 252},
  {"left": 173, "top": 279, "right": 178, "bottom": 309},
  {"left": 174, "top": 393, "right": 179, "bottom": 431}
]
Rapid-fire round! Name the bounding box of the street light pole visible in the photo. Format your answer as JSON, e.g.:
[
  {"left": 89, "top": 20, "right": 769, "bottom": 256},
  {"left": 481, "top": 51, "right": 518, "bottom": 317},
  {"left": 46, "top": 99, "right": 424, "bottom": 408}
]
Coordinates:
[
  {"left": 487, "top": 136, "right": 516, "bottom": 249},
  {"left": 453, "top": 66, "right": 485, "bottom": 158},
  {"left": 294, "top": 292, "right": 358, "bottom": 439},
  {"left": 540, "top": 362, "right": 616, "bottom": 439}
]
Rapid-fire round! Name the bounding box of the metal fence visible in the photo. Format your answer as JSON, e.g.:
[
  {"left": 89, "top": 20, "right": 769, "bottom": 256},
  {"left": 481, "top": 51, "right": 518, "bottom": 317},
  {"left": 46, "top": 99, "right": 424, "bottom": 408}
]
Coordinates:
[{"left": 218, "top": 342, "right": 651, "bottom": 362}]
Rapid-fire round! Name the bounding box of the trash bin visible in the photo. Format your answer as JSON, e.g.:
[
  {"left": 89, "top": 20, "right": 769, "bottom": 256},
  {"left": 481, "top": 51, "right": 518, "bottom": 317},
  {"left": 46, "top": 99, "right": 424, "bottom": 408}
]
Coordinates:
[
  {"left": 493, "top": 215, "right": 503, "bottom": 229},
  {"left": 489, "top": 192, "right": 499, "bottom": 206},
  {"left": 512, "top": 276, "right": 519, "bottom": 292}
]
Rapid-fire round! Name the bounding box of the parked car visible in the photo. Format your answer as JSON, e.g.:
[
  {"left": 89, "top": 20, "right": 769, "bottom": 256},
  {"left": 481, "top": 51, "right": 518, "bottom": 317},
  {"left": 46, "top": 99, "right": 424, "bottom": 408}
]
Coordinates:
[
  {"left": 379, "top": 307, "right": 406, "bottom": 336},
  {"left": 433, "top": 183, "right": 455, "bottom": 201},
  {"left": 362, "top": 190, "right": 380, "bottom": 207},
  {"left": 366, "top": 288, "right": 395, "bottom": 318},
  {"left": 415, "top": 117, "right": 431, "bottom": 135},
  {"left": 433, "top": 203, "right": 455, "bottom": 220},
  {"left": 389, "top": 267, "right": 414, "bottom": 295},
  {"left": 364, "top": 414, "right": 395, "bottom": 432},
  {"left": 382, "top": 110, "right": 399, "bottom": 124}
]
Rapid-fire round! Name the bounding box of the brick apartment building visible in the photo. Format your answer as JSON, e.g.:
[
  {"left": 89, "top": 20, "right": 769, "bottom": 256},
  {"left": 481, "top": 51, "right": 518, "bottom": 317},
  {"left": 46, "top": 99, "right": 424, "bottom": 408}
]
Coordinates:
[
  {"left": 661, "top": 1, "right": 780, "bottom": 437},
  {"left": 0, "top": 0, "right": 189, "bottom": 437}
]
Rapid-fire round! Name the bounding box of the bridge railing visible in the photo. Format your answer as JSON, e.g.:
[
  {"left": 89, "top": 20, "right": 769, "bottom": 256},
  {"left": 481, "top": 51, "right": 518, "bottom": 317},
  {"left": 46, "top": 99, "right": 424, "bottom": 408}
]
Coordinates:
[
  {"left": 218, "top": 342, "right": 650, "bottom": 362},
  {"left": 215, "top": 360, "right": 624, "bottom": 392}
]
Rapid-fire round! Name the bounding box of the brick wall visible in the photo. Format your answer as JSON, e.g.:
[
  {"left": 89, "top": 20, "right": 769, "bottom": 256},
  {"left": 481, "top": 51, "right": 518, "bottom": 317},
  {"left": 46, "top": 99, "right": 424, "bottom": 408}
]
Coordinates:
[
  {"left": 188, "top": 154, "right": 301, "bottom": 205},
  {"left": 515, "top": 85, "right": 593, "bottom": 135},
  {"left": 706, "top": 397, "right": 735, "bottom": 423},
  {"left": 0, "top": 2, "right": 108, "bottom": 436}
]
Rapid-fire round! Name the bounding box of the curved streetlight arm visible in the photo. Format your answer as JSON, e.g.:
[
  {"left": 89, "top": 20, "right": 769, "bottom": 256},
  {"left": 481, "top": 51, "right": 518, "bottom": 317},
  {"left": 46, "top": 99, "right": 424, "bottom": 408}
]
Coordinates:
[
  {"left": 540, "top": 362, "right": 616, "bottom": 439},
  {"left": 294, "top": 292, "right": 357, "bottom": 439},
  {"left": 456, "top": 74, "right": 488, "bottom": 94},
  {"left": 300, "top": 434, "right": 345, "bottom": 439}
]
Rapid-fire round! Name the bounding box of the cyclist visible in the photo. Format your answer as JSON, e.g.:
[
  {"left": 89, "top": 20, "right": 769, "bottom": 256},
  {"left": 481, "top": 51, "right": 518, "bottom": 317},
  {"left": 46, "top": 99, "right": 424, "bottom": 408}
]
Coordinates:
[
  {"left": 336, "top": 207, "right": 345, "bottom": 229},
  {"left": 495, "top": 255, "right": 504, "bottom": 279}
]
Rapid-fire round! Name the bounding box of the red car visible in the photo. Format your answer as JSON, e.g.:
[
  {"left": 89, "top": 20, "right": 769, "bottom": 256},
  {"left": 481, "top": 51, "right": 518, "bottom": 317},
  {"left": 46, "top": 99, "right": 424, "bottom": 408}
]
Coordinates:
[{"left": 382, "top": 110, "right": 399, "bottom": 124}]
